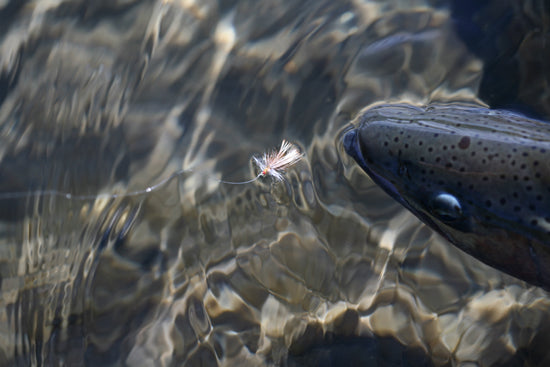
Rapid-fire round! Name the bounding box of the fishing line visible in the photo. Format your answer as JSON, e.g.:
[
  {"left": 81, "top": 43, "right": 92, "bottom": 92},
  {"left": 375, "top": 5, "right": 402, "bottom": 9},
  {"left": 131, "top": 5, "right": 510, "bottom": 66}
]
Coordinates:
[
  {"left": 0, "top": 140, "right": 303, "bottom": 201},
  {"left": 0, "top": 168, "right": 260, "bottom": 201}
]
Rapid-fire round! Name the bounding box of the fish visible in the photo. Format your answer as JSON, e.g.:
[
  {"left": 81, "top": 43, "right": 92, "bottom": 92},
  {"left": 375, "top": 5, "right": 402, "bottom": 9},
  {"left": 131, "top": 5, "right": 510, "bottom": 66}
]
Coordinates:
[{"left": 343, "top": 103, "right": 550, "bottom": 290}]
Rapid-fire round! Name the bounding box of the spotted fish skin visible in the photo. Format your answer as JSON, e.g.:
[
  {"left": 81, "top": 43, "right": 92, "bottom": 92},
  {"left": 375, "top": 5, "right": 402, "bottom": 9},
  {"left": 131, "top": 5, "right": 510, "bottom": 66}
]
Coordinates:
[{"left": 344, "top": 103, "right": 550, "bottom": 290}]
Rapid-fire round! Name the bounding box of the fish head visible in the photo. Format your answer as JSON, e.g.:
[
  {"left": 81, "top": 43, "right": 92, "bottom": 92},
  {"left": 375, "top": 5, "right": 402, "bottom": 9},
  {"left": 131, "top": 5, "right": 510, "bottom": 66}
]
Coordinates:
[
  {"left": 344, "top": 104, "right": 474, "bottom": 238},
  {"left": 344, "top": 103, "right": 550, "bottom": 288}
]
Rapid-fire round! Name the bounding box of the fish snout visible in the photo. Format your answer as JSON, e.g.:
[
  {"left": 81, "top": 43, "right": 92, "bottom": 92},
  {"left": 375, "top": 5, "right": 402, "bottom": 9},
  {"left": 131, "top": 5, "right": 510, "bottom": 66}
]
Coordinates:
[{"left": 343, "top": 128, "right": 364, "bottom": 166}]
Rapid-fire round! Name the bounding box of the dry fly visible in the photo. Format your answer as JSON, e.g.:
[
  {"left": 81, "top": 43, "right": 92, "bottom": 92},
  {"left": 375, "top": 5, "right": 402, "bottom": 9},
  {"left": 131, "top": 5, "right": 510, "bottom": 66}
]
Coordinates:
[
  {"left": 253, "top": 140, "right": 304, "bottom": 181},
  {"left": 219, "top": 139, "right": 304, "bottom": 184}
]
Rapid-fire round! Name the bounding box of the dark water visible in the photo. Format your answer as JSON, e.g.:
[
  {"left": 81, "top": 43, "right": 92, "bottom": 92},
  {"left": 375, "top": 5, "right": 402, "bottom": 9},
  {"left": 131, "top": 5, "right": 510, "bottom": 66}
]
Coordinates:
[{"left": 0, "top": 0, "right": 549, "bottom": 366}]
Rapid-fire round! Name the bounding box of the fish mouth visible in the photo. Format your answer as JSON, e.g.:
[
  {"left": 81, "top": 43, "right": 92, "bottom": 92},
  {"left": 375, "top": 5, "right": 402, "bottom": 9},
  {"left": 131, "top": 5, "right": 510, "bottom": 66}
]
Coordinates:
[{"left": 343, "top": 128, "right": 402, "bottom": 202}]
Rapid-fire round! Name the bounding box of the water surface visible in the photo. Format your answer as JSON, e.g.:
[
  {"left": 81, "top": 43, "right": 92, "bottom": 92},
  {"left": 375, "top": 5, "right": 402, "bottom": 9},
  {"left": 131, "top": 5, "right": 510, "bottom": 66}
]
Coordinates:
[{"left": 0, "top": 0, "right": 549, "bottom": 366}]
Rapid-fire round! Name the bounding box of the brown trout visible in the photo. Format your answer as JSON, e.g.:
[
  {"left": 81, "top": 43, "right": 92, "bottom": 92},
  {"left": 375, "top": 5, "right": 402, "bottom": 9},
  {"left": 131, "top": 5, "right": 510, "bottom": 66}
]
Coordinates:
[{"left": 344, "top": 103, "right": 550, "bottom": 290}]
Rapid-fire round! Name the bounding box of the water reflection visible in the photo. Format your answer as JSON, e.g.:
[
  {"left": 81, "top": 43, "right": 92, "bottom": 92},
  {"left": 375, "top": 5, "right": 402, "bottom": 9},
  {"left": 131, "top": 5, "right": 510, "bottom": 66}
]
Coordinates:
[{"left": 0, "top": 0, "right": 548, "bottom": 366}]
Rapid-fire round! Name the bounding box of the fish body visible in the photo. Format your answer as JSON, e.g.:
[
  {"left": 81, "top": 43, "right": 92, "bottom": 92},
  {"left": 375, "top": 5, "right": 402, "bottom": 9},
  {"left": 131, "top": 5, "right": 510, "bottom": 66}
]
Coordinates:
[{"left": 344, "top": 103, "right": 550, "bottom": 290}]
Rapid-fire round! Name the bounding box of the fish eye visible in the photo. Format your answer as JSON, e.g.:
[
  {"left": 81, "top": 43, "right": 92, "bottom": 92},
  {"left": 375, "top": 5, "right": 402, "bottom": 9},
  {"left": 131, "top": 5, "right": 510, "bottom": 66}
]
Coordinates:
[{"left": 430, "top": 193, "right": 463, "bottom": 222}]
